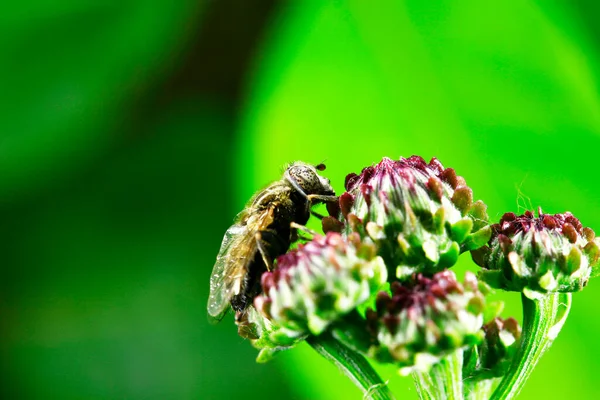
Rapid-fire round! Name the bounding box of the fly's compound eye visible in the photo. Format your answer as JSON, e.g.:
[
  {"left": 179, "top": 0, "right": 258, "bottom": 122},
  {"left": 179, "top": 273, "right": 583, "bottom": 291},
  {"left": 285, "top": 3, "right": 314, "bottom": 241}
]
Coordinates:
[{"left": 288, "top": 165, "right": 321, "bottom": 195}]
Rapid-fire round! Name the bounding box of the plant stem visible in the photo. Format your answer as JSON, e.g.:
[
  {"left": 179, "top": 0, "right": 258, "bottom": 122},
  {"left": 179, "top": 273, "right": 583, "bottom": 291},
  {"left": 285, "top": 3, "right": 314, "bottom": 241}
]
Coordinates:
[
  {"left": 307, "top": 331, "right": 395, "bottom": 400},
  {"left": 490, "top": 292, "right": 572, "bottom": 400},
  {"left": 413, "top": 350, "right": 464, "bottom": 400},
  {"left": 412, "top": 369, "right": 435, "bottom": 400},
  {"left": 465, "top": 379, "right": 495, "bottom": 400}
]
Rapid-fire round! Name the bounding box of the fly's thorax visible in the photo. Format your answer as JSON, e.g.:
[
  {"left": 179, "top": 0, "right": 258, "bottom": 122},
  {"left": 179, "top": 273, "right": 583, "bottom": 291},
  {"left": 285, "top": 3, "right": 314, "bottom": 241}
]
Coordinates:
[
  {"left": 248, "top": 181, "right": 290, "bottom": 211},
  {"left": 287, "top": 162, "right": 335, "bottom": 197},
  {"left": 244, "top": 183, "right": 304, "bottom": 241},
  {"left": 271, "top": 192, "right": 308, "bottom": 236}
]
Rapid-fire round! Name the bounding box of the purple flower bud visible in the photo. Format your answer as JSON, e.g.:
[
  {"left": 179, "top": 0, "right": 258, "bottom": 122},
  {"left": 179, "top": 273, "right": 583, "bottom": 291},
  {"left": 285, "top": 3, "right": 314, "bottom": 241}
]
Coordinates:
[
  {"left": 338, "top": 156, "right": 490, "bottom": 279},
  {"left": 252, "top": 232, "right": 387, "bottom": 347},
  {"left": 366, "top": 270, "right": 487, "bottom": 373},
  {"left": 472, "top": 208, "right": 600, "bottom": 298}
]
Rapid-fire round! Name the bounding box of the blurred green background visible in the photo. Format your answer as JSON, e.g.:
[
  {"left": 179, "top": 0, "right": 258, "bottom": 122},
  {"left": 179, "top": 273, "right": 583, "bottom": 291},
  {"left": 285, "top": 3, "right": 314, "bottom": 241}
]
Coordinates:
[{"left": 3, "top": 1, "right": 600, "bottom": 398}]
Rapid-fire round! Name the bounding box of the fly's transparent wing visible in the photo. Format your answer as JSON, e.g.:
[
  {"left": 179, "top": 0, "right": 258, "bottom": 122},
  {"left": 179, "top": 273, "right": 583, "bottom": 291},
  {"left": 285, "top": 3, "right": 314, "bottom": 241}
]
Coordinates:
[{"left": 207, "top": 224, "right": 248, "bottom": 319}]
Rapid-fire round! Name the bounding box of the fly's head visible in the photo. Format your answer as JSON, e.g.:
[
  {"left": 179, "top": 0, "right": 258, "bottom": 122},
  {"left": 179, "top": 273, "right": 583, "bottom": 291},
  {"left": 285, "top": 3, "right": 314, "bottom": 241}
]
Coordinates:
[{"left": 286, "top": 162, "right": 335, "bottom": 199}]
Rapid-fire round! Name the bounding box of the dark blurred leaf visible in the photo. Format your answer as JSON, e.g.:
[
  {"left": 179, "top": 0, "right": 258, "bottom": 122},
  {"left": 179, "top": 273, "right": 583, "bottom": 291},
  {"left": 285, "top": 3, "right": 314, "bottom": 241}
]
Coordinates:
[
  {"left": 0, "top": 98, "right": 296, "bottom": 399},
  {"left": 1, "top": 1, "right": 202, "bottom": 201}
]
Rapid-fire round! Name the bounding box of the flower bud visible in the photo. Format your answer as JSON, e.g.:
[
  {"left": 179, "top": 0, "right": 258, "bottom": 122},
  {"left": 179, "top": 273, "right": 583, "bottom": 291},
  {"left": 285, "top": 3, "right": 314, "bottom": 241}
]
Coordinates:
[
  {"left": 234, "top": 306, "right": 306, "bottom": 363},
  {"left": 472, "top": 209, "right": 600, "bottom": 298},
  {"left": 366, "top": 271, "right": 486, "bottom": 373},
  {"left": 253, "top": 232, "right": 387, "bottom": 345},
  {"left": 463, "top": 317, "right": 522, "bottom": 382},
  {"left": 341, "top": 156, "right": 490, "bottom": 279}
]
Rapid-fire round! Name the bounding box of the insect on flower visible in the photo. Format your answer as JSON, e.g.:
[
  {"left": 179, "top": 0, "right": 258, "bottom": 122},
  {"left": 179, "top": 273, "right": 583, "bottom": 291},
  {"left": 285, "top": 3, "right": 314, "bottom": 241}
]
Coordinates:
[{"left": 207, "top": 162, "right": 338, "bottom": 322}]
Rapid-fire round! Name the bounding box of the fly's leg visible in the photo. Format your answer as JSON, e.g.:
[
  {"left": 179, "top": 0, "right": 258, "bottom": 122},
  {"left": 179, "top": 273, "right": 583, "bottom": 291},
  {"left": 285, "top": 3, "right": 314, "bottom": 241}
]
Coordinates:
[
  {"left": 306, "top": 194, "right": 339, "bottom": 220},
  {"left": 255, "top": 232, "right": 273, "bottom": 271},
  {"left": 255, "top": 229, "right": 290, "bottom": 271},
  {"left": 310, "top": 210, "right": 327, "bottom": 220},
  {"left": 290, "top": 221, "right": 320, "bottom": 242},
  {"left": 306, "top": 192, "right": 339, "bottom": 219},
  {"left": 290, "top": 221, "right": 319, "bottom": 236},
  {"left": 236, "top": 310, "right": 259, "bottom": 340},
  {"left": 307, "top": 194, "right": 339, "bottom": 204}
]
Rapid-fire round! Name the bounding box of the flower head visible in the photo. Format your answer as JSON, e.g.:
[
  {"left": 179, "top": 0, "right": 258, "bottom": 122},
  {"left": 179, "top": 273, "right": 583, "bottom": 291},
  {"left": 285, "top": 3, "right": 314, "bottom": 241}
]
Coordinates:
[
  {"left": 463, "top": 317, "right": 522, "bottom": 382},
  {"left": 339, "top": 156, "right": 490, "bottom": 279},
  {"left": 253, "top": 232, "right": 387, "bottom": 345},
  {"left": 365, "top": 270, "right": 487, "bottom": 373},
  {"left": 472, "top": 209, "right": 600, "bottom": 298}
]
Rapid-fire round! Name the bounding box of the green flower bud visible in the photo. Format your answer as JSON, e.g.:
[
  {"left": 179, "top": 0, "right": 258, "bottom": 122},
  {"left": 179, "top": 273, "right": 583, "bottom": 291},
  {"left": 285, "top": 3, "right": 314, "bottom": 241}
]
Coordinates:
[
  {"left": 472, "top": 209, "right": 600, "bottom": 298},
  {"left": 463, "top": 317, "right": 522, "bottom": 382},
  {"left": 340, "top": 156, "right": 490, "bottom": 279},
  {"left": 253, "top": 232, "right": 387, "bottom": 347},
  {"left": 235, "top": 306, "right": 306, "bottom": 363},
  {"left": 366, "top": 271, "right": 486, "bottom": 374}
]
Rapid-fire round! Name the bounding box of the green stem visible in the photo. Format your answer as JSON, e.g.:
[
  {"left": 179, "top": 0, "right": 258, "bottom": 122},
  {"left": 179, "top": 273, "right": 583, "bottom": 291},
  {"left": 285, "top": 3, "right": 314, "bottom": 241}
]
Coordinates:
[
  {"left": 307, "top": 331, "right": 396, "bottom": 400},
  {"left": 465, "top": 379, "right": 495, "bottom": 400},
  {"left": 413, "top": 350, "right": 464, "bottom": 400},
  {"left": 490, "top": 292, "right": 572, "bottom": 400},
  {"left": 412, "top": 370, "right": 435, "bottom": 400}
]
